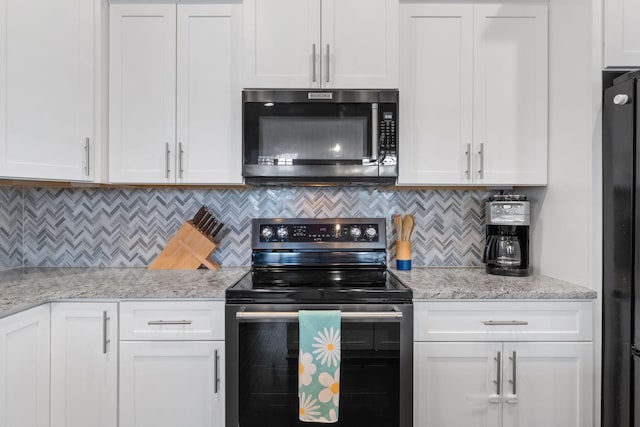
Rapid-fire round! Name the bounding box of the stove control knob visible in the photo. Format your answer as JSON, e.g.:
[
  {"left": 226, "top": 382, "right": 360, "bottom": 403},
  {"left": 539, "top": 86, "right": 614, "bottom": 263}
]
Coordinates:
[
  {"left": 276, "top": 226, "right": 289, "bottom": 239},
  {"left": 350, "top": 226, "right": 362, "bottom": 239},
  {"left": 261, "top": 226, "right": 274, "bottom": 240},
  {"left": 365, "top": 226, "right": 377, "bottom": 239}
]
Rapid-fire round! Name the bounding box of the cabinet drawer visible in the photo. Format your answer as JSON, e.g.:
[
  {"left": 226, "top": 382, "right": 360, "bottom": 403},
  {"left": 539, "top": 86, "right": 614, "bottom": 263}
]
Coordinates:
[
  {"left": 414, "top": 301, "right": 593, "bottom": 342},
  {"left": 120, "top": 301, "right": 224, "bottom": 341}
]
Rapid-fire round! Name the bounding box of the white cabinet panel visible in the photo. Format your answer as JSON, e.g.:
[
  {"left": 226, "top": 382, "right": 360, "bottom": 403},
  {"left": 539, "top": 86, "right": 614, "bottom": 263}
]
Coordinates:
[
  {"left": 244, "top": 0, "right": 398, "bottom": 88},
  {"left": 50, "top": 303, "right": 118, "bottom": 427},
  {"left": 605, "top": 0, "right": 640, "bottom": 67},
  {"left": 0, "top": 305, "right": 50, "bottom": 427},
  {"left": 177, "top": 4, "right": 242, "bottom": 184},
  {"left": 398, "top": 3, "right": 547, "bottom": 186},
  {"left": 243, "top": 0, "right": 321, "bottom": 88},
  {"left": 502, "top": 342, "right": 593, "bottom": 427},
  {"left": 120, "top": 301, "right": 225, "bottom": 341},
  {"left": 473, "top": 4, "right": 548, "bottom": 185},
  {"left": 399, "top": 4, "right": 473, "bottom": 184},
  {"left": 109, "top": 4, "right": 177, "bottom": 183},
  {"left": 414, "top": 342, "right": 502, "bottom": 427},
  {"left": 0, "top": 0, "right": 94, "bottom": 181},
  {"left": 119, "top": 341, "right": 224, "bottom": 427},
  {"left": 322, "top": 0, "right": 398, "bottom": 89}
]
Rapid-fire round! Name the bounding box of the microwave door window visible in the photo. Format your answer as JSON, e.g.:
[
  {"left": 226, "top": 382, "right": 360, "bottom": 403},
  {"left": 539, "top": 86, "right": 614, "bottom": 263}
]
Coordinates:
[
  {"left": 259, "top": 117, "right": 367, "bottom": 164},
  {"left": 245, "top": 103, "right": 373, "bottom": 166}
]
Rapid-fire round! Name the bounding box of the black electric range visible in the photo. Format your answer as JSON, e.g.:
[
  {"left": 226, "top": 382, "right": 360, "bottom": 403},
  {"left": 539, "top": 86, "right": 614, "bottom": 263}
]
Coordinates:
[{"left": 225, "top": 217, "right": 412, "bottom": 304}]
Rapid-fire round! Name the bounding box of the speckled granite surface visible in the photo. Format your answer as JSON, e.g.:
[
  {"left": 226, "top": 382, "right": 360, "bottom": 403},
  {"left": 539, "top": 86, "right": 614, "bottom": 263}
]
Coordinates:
[
  {"left": 0, "top": 267, "right": 249, "bottom": 318},
  {"left": 392, "top": 267, "right": 597, "bottom": 300},
  {"left": 0, "top": 267, "right": 597, "bottom": 318}
]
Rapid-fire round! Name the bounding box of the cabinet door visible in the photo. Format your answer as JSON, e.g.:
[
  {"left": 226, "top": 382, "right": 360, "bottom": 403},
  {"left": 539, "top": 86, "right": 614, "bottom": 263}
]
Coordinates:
[
  {"left": 473, "top": 5, "right": 548, "bottom": 185},
  {"left": 176, "top": 4, "right": 242, "bottom": 184},
  {"left": 502, "top": 342, "right": 593, "bottom": 427},
  {"left": 321, "top": 0, "right": 398, "bottom": 89},
  {"left": 243, "top": 0, "right": 321, "bottom": 88},
  {"left": 0, "top": 0, "right": 94, "bottom": 181},
  {"left": 398, "top": 4, "right": 473, "bottom": 185},
  {"left": 119, "top": 341, "right": 224, "bottom": 427},
  {"left": 605, "top": 0, "right": 640, "bottom": 67},
  {"left": 414, "top": 342, "right": 502, "bottom": 427},
  {"left": 0, "top": 305, "right": 50, "bottom": 427},
  {"left": 109, "top": 4, "right": 177, "bottom": 183},
  {"left": 50, "top": 303, "right": 118, "bottom": 427}
]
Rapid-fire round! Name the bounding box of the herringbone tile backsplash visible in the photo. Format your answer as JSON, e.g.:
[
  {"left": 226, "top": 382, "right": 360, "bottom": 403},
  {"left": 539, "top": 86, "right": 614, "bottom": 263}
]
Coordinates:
[
  {"left": 2, "top": 186, "right": 491, "bottom": 267},
  {"left": 0, "top": 186, "right": 23, "bottom": 270}
]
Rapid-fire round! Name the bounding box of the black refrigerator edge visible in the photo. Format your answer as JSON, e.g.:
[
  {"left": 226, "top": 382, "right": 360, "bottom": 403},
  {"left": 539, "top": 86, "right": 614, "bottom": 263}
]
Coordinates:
[{"left": 603, "top": 69, "right": 640, "bottom": 427}]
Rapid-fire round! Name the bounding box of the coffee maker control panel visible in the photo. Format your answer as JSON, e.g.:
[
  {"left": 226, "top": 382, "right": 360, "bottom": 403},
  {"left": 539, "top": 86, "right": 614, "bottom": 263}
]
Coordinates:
[{"left": 487, "top": 201, "right": 530, "bottom": 225}]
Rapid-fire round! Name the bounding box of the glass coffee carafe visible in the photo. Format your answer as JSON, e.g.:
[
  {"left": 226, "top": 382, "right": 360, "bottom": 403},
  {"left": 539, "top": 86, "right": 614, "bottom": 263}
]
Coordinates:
[{"left": 495, "top": 235, "right": 522, "bottom": 267}]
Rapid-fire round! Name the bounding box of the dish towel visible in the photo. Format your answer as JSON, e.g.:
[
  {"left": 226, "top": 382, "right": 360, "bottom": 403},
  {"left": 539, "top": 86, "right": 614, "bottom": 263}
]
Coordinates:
[{"left": 298, "top": 310, "right": 341, "bottom": 423}]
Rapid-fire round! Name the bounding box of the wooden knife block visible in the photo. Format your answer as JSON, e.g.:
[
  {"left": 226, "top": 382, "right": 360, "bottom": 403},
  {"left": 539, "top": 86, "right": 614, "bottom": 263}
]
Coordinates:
[{"left": 149, "top": 221, "right": 221, "bottom": 270}]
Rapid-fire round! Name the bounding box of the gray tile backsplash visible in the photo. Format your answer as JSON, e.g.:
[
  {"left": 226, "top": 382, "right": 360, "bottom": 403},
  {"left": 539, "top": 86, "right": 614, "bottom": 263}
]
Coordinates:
[
  {"left": 4, "top": 186, "right": 490, "bottom": 267},
  {"left": 0, "top": 186, "right": 23, "bottom": 270}
]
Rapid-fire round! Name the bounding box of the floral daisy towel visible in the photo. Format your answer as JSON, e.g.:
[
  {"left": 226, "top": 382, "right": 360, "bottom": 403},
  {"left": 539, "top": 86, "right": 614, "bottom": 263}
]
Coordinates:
[{"left": 298, "top": 310, "right": 341, "bottom": 423}]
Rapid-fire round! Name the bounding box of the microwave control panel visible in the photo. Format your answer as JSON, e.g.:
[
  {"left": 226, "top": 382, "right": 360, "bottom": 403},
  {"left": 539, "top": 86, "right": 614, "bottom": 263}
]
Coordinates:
[{"left": 379, "top": 104, "right": 397, "bottom": 160}]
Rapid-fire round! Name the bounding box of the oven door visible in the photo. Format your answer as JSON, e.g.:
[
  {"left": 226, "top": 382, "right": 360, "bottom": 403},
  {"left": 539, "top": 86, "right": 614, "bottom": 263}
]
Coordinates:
[
  {"left": 225, "top": 303, "right": 413, "bottom": 427},
  {"left": 243, "top": 91, "right": 386, "bottom": 181}
]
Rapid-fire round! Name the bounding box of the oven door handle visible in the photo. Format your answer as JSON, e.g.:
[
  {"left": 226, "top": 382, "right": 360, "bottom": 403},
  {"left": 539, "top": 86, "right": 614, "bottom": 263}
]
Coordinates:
[{"left": 235, "top": 311, "right": 403, "bottom": 321}]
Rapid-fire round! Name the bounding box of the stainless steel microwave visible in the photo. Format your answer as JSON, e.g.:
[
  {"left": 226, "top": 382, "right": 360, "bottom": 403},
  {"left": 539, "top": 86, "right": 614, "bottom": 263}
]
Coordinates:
[{"left": 242, "top": 90, "right": 398, "bottom": 185}]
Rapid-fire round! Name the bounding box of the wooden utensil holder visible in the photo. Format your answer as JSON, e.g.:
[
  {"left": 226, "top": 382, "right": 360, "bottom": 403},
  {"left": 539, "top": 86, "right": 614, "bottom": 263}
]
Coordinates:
[{"left": 149, "top": 221, "right": 221, "bottom": 270}]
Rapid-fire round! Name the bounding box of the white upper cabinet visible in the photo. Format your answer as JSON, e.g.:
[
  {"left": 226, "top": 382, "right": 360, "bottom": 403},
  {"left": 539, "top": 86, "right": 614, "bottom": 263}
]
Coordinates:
[
  {"left": 109, "top": 3, "right": 242, "bottom": 184},
  {"left": 399, "top": 3, "right": 548, "bottom": 186},
  {"left": 243, "top": 0, "right": 321, "bottom": 88},
  {"left": 605, "top": 0, "right": 640, "bottom": 67},
  {"left": 244, "top": 0, "right": 398, "bottom": 88},
  {"left": 399, "top": 4, "right": 473, "bottom": 184},
  {"left": 176, "top": 4, "right": 242, "bottom": 184},
  {"left": 0, "top": 0, "right": 96, "bottom": 181},
  {"left": 473, "top": 4, "right": 548, "bottom": 186},
  {"left": 109, "top": 4, "right": 177, "bottom": 184}
]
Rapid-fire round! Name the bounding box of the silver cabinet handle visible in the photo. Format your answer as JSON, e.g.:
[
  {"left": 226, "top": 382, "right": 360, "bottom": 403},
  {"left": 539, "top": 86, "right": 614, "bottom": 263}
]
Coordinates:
[
  {"left": 236, "top": 311, "right": 402, "bottom": 321},
  {"left": 312, "top": 44, "right": 317, "bottom": 83},
  {"left": 483, "top": 320, "right": 529, "bottom": 326},
  {"left": 178, "top": 142, "right": 184, "bottom": 179},
  {"left": 326, "top": 44, "right": 330, "bottom": 83},
  {"left": 465, "top": 143, "right": 471, "bottom": 179},
  {"left": 477, "top": 142, "right": 484, "bottom": 179},
  {"left": 84, "top": 137, "right": 90, "bottom": 176},
  {"left": 509, "top": 350, "right": 517, "bottom": 394},
  {"left": 214, "top": 349, "right": 220, "bottom": 394},
  {"left": 102, "top": 310, "right": 111, "bottom": 354},
  {"left": 165, "top": 142, "right": 171, "bottom": 179},
  {"left": 147, "top": 320, "right": 193, "bottom": 325},
  {"left": 371, "top": 103, "right": 379, "bottom": 161},
  {"left": 494, "top": 351, "right": 501, "bottom": 395}
]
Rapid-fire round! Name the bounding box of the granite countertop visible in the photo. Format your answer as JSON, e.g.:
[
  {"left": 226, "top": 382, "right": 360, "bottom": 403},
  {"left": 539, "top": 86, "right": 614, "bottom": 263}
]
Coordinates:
[
  {"left": 0, "top": 266, "right": 597, "bottom": 319},
  {"left": 392, "top": 267, "right": 598, "bottom": 300},
  {"left": 0, "top": 267, "right": 249, "bottom": 318}
]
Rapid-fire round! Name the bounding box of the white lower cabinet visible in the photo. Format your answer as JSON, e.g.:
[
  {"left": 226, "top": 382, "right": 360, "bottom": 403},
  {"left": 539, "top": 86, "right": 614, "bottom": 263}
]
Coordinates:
[
  {"left": 414, "top": 301, "right": 594, "bottom": 427},
  {"left": 50, "top": 303, "right": 118, "bottom": 427},
  {"left": 0, "top": 305, "right": 51, "bottom": 427},
  {"left": 119, "top": 301, "right": 225, "bottom": 427}
]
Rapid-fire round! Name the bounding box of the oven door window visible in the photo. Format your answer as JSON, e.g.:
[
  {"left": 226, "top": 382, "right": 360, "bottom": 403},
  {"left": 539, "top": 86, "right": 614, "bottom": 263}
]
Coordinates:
[
  {"left": 244, "top": 103, "right": 373, "bottom": 165},
  {"left": 238, "top": 320, "right": 400, "bottom": 426}
]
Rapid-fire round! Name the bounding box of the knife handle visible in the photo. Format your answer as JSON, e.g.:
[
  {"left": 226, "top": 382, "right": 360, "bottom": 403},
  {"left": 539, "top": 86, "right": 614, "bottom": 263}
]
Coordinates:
[
  {"left": 192, "top": 206, "right": 207, "bottom": 226},
  {"left": 211, "top": 222, "right": 224, "bottom": 239}
]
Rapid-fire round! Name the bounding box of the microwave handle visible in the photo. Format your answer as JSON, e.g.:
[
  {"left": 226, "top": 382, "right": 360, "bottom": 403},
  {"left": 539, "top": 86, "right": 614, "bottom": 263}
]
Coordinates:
[{"left": 371, "top": 103, "right": 378, "bottom": 161}]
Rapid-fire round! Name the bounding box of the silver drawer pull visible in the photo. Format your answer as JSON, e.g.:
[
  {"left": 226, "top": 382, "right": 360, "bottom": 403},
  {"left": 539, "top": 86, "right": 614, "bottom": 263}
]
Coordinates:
[
  {"left": 483, "top": 320, "right": 529, "bottom": 326},
  {"left": 236, "top": 311, "right": 402, "bottom": 321},
  {"left": 147, "top": 320, "right": 193, "bottom": 325}
]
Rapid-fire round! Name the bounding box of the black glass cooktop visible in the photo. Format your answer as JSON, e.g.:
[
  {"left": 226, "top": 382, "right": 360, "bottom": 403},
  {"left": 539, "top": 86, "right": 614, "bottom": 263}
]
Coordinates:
[{"left": 226, "top": 267, "right": 412, "bottom": 304}]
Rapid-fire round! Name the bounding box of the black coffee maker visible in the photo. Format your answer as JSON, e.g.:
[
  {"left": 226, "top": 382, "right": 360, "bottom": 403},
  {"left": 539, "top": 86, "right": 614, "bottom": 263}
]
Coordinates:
[{"left": 482, "top": 195, "right": 530, "bottom": 276}]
